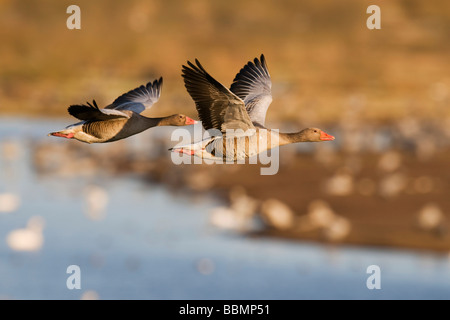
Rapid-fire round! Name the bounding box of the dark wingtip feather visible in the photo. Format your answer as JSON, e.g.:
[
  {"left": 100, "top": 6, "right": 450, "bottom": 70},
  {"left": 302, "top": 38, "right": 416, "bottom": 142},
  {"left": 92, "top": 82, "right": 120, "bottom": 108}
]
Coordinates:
[
  {"left": 149, "top": 77, "right": 163, "bottom": 92},
  {"left": 67, "top": 105, "right": 75, "bottom": 115},
  {"left": 67, "top": 104, "right": 87, "bottom": 118},
  {"left": 139, "top": 77, "right": 163, "bottom": 101},
  {"left": 260, "top": 54, "right": 268, "bottom": 72},
  {"left": 187, "top": 60, "right": 200, "bottom": 72},
  {"left": 182, "top": 61, "right": 195, "bottom": 77},
  {"left": 85, "top": 100, "right": 99, "bottom": 109},
  {"left": 182, "top": 59, "right": 206, "bottom": 82},
  {"left": 155, "top": 77, "right": 163, "bottom": 87},
  {"left": 67, "top": 99, "right": 100, "bottom": 119}
]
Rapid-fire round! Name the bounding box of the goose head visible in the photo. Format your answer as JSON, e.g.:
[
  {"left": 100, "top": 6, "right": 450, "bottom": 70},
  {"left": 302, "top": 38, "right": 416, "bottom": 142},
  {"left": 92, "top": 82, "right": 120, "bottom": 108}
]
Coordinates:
[
  {"left": 293, "top": 128, "right": 335, "bottom": 142},
  {"left": 160, "top": 114, "right": 197, "bottom": 126}
]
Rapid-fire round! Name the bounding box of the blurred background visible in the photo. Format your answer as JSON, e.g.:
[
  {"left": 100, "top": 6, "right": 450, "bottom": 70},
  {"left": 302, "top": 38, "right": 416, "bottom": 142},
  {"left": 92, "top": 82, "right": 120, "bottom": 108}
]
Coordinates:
[{"left": 1, "top": 0, "right": 450, "bottom": 299}]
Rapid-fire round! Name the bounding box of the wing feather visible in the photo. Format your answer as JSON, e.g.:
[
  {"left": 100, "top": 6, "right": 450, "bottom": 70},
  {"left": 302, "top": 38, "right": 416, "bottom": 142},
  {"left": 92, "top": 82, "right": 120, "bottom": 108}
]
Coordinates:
[
  {"left": 182, "top": 59, "right": 254, "bottom": 133},
  {"left": 229, "top": 54, "right": 272, "bottom": 127},
  {"left": 106, "top": 77, "right": 163, "bottom": 114},
  {"left": 68, "top": 100, "right": 129, "bottom": 121}
]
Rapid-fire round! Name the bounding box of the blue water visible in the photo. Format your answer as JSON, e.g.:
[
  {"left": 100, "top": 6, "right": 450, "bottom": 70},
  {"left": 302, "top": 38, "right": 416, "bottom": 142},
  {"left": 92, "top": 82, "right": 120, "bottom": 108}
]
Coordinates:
[{"left": 0, "top": 117, "right": 449, "bottom": 300}]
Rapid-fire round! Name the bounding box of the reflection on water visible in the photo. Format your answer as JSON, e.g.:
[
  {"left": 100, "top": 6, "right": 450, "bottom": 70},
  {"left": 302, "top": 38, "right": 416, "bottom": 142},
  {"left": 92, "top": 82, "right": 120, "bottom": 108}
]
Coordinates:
[{"left": 0, "top": 117, "right": 450, "bottom": 300}]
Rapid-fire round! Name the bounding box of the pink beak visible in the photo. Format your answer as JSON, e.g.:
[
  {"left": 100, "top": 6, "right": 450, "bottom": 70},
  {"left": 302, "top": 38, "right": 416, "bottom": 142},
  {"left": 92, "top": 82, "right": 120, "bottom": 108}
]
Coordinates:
[
  {"left": 171, "top": 147, "right": 194, "bottom": 155},
  {"left": 320, "top": 131, "right": 335, "bottom": 141},
  {"left": 185, "top": 117, "right": 197, "bottom": 125},
  {"left": 48, "top": 132, "right": 75, "bottom": 139}
]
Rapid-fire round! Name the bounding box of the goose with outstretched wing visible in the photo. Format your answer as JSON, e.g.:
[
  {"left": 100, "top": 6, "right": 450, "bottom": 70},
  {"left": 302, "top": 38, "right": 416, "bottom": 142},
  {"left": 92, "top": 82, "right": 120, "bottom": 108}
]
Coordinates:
[
  {"left": 171, "top": 55, "right": 334, "bottom": 161},
  {"left": 49, "top": 78, "right": 196, "bottom": 144}
]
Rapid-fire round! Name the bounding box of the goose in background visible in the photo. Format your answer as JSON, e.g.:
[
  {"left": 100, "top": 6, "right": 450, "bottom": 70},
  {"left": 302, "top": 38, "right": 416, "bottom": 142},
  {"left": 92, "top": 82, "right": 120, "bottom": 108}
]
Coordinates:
[
  {"left": 49, "top": 78, "right": 196, "bottom": 144},
  {"left": 6, "top": 216, "right": 45, "bottom": 252},
  {"left": 0, "top": 192, "right": 20, "bottom": 213},
  {"left": 171, "top": 55, "right": 334, "bottom": 161}
]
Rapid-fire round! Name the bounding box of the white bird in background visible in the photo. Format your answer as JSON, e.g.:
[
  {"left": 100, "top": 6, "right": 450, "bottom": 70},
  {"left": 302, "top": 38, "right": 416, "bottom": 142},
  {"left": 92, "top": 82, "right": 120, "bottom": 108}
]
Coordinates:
[
  {"left": 260, "top": 198, "right": 295, "bottom": 230},
  {"left": 417, "top": 203, "right": 445, "bottom": 234},
  {"left": 83, "top": 185, "right": 109, "bottom": 221},
  {"left": 0, "top": 192, "right": 20, "bottom": 213},
  {"left": 6, "top": 216, "right": 45, "bottom": 252},
  {"left": 209, "top": 186, "right": 259, "bottom": 231},
  {"left": 80, "top": 290, "right": 100, "bottom": 300}
]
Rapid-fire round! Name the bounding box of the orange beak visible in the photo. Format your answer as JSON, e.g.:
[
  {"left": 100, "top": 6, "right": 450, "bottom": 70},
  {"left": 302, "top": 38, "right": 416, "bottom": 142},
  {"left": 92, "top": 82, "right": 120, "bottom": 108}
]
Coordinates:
[
  {"left": 170, "top": 147, "right": 195, "bottom": 155},
  {"left": 48, "top": 132, "right": 75, "bottom": 139},
  {"left": 185, "top": 117, "right": 197, "bottom": 125},
  {"left": 320, "top": 131, "right": 335, "bottom": 141}
]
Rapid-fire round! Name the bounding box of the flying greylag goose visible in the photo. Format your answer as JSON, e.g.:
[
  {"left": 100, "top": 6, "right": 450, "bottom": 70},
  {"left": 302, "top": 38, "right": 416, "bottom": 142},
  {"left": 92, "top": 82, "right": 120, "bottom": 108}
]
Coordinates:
[
  {"left": 171, "top": 55, "right": 334, "bottom": 161},
  {"left": 49, "top": 78, "right": 196, "bottom": 144}
]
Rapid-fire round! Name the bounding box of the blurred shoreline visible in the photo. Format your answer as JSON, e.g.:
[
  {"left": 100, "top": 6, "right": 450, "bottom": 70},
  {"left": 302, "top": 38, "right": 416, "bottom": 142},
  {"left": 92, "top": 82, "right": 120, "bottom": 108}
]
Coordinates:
[{"left": 137, "top": 152, "right": 450, "bottom": 254}]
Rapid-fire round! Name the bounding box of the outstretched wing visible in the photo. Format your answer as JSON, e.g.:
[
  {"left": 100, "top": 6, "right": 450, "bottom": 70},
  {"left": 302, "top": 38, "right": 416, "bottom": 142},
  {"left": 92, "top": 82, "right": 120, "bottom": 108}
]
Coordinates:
[
  {"left": 68, "top": 100, "right": 130, "bottom": 121},
  {"left": 229, "top": 54, "right": 272, "bottom": 127},
  {"left": 182, "top": 59, "right": 254, "bottom": 133},
  {"left": 106, "top": 77, "right": 163, "bottom": 114}
]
